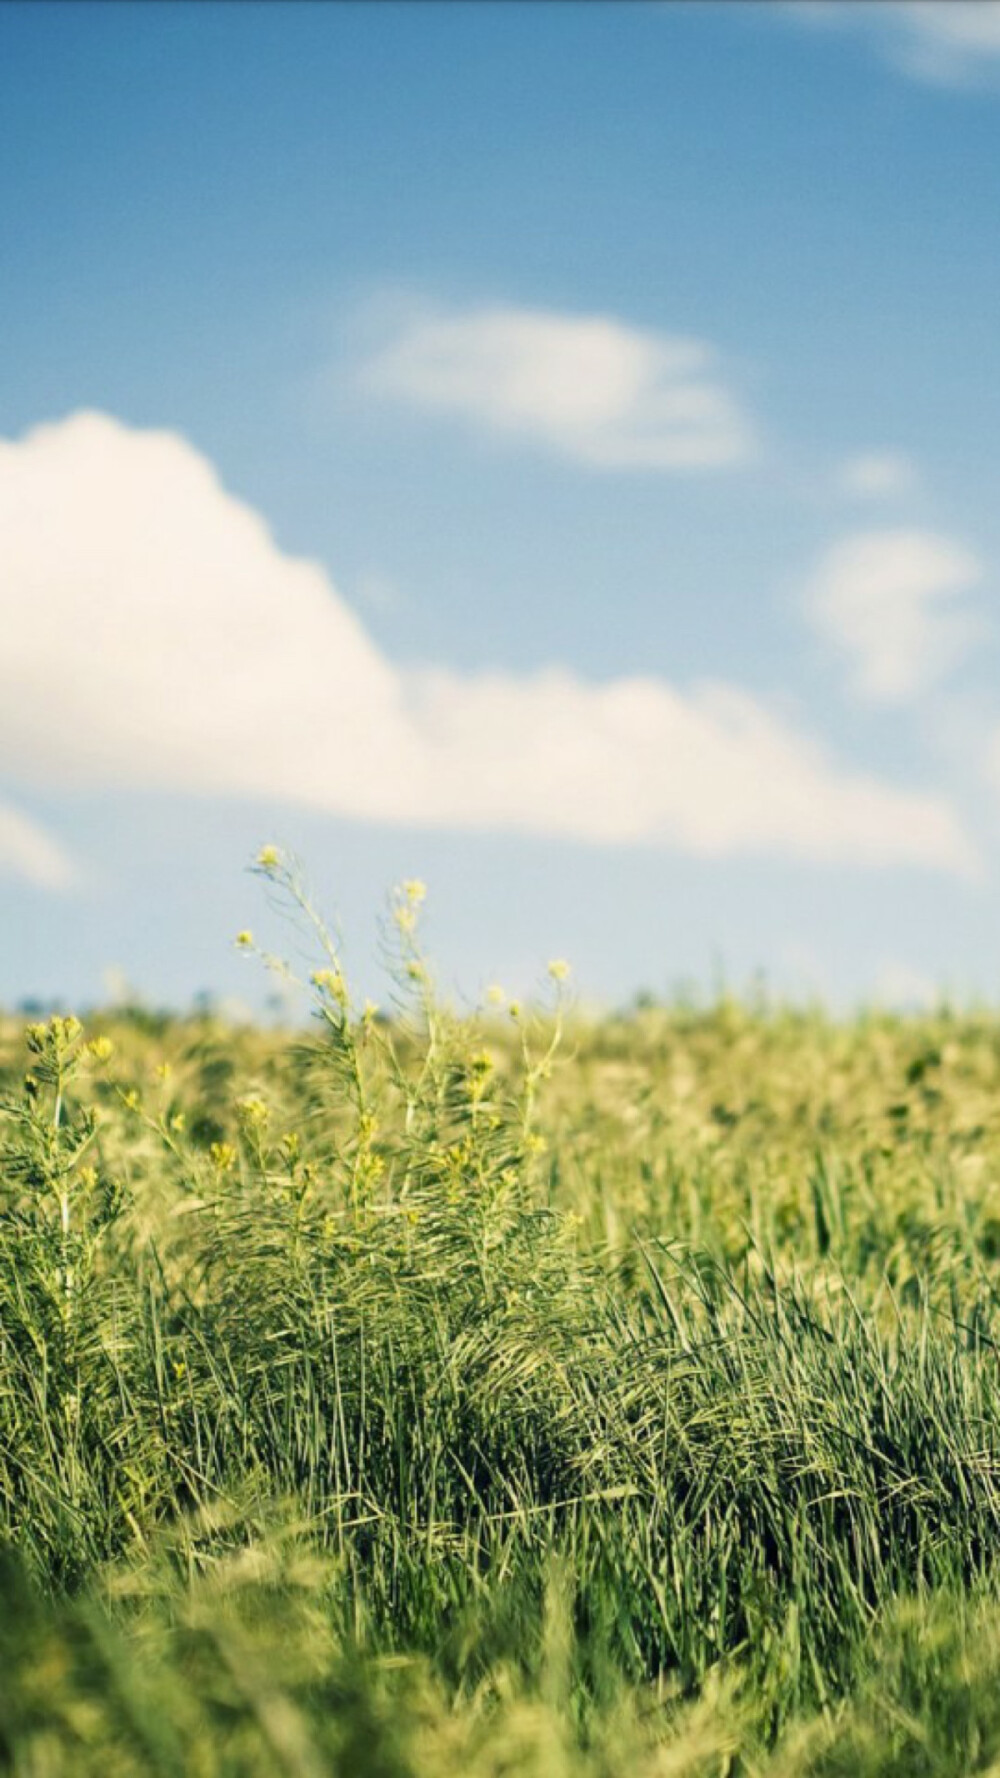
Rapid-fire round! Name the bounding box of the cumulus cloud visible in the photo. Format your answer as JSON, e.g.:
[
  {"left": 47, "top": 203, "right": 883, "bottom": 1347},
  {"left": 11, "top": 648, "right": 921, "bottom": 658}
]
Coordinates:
[
  {"left": 361, "top": 302, "right": 754, "bottom": 470},
  {"left": 0, "top": 412, "right": 976, "bottom": 878},
  {"left": 804, "top": 528, "right": 984, "bottom": 706},
  {"left": 785, "top": 2, "right": 1000, "bottom": 86},
  {"left": 403, "top": 669, "right": 974, "bottom": 868},
  {"left": 838, "top": 453, "right": 917, "bottom": 500},
  {"left": 0, "top": 798, "right": 79, "bottom": 890}
]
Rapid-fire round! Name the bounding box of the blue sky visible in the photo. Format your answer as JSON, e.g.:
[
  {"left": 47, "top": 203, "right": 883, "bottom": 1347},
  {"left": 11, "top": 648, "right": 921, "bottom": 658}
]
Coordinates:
[{"left": 3, "top": 0, "right": 1000, "bottom": 1016}]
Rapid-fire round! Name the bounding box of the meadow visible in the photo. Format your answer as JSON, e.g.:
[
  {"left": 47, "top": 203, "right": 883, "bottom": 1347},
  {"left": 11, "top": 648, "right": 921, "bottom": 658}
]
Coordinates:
[{"left": 4, "top": 856, "right": 1000, "bottom": 1774}]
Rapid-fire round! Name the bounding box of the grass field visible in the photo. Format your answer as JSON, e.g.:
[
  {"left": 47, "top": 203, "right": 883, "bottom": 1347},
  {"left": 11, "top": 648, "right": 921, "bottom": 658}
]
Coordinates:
[{"left": 5, "top": 858, "right": 1000, "bottom": 1774}]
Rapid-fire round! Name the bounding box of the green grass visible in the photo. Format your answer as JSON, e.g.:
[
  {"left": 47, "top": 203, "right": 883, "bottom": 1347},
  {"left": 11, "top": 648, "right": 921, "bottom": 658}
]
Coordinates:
[{"left": 5, "top": 857, "right": 1000, "bottom": 1773}]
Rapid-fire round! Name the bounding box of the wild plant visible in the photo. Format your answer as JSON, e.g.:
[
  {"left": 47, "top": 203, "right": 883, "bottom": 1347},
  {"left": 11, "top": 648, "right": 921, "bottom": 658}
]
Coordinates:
[{"left": 5, "top": 861, "right": 1000, "bottom": 1771}]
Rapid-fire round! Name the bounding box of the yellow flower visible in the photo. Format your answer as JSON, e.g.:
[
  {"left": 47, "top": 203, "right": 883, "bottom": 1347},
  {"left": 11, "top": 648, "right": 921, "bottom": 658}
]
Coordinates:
[
  {"left": 256, "top": 845, "right": 281, "bottom": 870},
  {"left": 235, "top": 930, "right": 254, "bottom": 950},
  {"left": 485, "top": 984, "right": 506, "bottom": 1007},
  {"left": 87, "top": 1036, "right": 114, "bottom": 1063},
  {"left": 235, "top": 1095, "right": 269, "bottom": 1131},
  {"left": 26, "top": 1014, "right": 82, "bottom": 1053},
  {"left": 402, "top": 878, "right": 427, "bottom": 905},
  {"left": 311, "top": 967, "right": 348, "bottom": 1003},
  {"left": 547, "top": 958, "right": 571, "bottom": 984}
]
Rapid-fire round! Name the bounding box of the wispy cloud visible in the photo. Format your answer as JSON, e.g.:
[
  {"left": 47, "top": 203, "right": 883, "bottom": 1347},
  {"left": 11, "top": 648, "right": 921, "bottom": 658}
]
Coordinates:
[
  {"left": 0, "top": 412, "right": 976, "bottom": 877},
  {"left": 361, "top": 301, "right": 755, "bottom": 470},
  {"left": 804, "top": 528, "right": 985, "bottom": 705},
  {"left": 884, "top": 1, "right": 1000, "bottom": 82},
  {"left": 838, "top": 453, "right": 918, "bottom": 501},
  {"left": 786, "top": 2, "right": 1000, "bottom": 88},
  {"left": 0, "top": 797, "right": 79, "bottom": 890},
  {"left": 985, "top": 726, "right": 1000, "bottom": 802}
]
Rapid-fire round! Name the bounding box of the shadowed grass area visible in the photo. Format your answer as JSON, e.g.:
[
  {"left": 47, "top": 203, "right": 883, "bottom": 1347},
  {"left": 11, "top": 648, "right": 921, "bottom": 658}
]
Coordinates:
[{"left": 4, "top": 857, "right": 1000, "bottom": 1773}]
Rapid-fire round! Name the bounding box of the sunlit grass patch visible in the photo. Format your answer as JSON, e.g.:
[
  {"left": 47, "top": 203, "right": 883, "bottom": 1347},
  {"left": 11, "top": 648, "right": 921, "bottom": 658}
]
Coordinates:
[{"left": 4, "top": 858, "right": 1000, "bottom": 1772}]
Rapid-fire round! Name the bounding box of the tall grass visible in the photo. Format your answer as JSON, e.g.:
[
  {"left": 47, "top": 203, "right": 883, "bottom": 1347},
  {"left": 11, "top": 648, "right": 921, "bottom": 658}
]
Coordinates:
[{"left": 4, "top": 854, "right": 1000, "bottom": 1772}]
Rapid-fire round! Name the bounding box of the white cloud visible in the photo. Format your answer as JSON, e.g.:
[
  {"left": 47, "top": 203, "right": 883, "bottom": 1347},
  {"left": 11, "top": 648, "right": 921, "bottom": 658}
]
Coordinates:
[
  {"left": 871, "top": 958, "right": 940, "bottom": 1011},
  {"left": 0, "top": 412, "right": 976, "bottom": 878},
  {"left": 838, "top": 453, "right": 917, "bottom": 500},
  {"left": 784, "top": 2, "right": 1000, "bottom": 86},
  {"left": 805, "top": 528, "right": 984, "bottom": 705},
  {"left": 892, "top": 2, "right": 1000, "bottom": 81},
  {"left": 0, "top": 798, "right": 79, "bottom": 890},
  {"left": 779, "top": 942, "right": 946, "bottom": 1013},
  {"left": 985, "top": 726, "right": 1000, "bottom": 796},
  {"left": 361, "top": 302, "right": 754, "bottom": 470},
  {"left": 403, "top": 669, "right": 974, "bottom": 869}
]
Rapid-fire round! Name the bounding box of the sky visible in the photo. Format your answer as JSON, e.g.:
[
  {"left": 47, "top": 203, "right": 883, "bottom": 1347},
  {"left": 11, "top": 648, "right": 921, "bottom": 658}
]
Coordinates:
[{"left": 3, "top": 0, "right": 1000, "bottom": 1018}]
